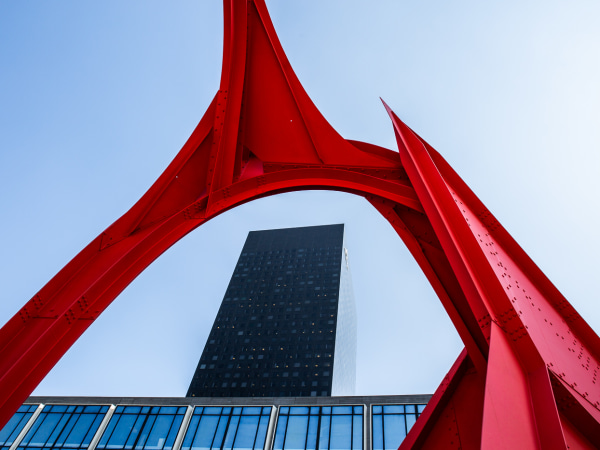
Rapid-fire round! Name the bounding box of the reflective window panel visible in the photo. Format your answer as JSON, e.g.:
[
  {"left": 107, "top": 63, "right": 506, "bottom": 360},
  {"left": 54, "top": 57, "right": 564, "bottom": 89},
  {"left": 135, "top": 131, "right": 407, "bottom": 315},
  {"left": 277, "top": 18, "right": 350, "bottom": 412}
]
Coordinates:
[
  {"left": 181, "top": 406, "right": 270, "bottom": 450},
  {"left": 17, "top": 405, "right": 109, "bottom": 450},
  {"left": 371, "top": 404, "right": 426, "bottom": 450},
  {"left": 97, "top": 406, "right": 186, "bottom": 450},
  {"left": 273, "top": 405, "right": 363, "bottom": 450},
  {"left": 0, "top": 405, "right": 39, "bottom": 450}
]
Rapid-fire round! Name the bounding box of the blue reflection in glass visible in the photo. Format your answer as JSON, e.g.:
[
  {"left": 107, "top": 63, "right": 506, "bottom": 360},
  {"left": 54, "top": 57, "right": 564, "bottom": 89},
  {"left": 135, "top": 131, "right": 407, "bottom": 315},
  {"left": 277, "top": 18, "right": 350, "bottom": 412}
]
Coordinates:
[
  {"left": 371, "top": 416, "right": 383, "bottom": 450},
  {"left": 284, "top": 415, "right": 309, "bottom": 450},
  {"left": 256, "top": 415, "right": 269, "bottom": 449},
  {"left": 383, "top": 415, "right": 405, "bottom": 450},
  {"left": 317, "top": 415, "right": 330, "bottom": 450},
  {"left": 273, "top": 416, "right": 288, "bottom": 450},
  {"left": 222, "top": 415, "right": 239, "bottom": 449},
  {"left": 405, "top": 414, "right": 417, "bottom": 433},
  {"left": 382, "top": 406, "right": 403, "bottom": 414},
  {"left": 371, "top": 404, "right": 427, "bottom": 450},
  {"left": 212, "top": 414, "right": 229, "bottom": 449},
  {"left": 0, "top": 405, "right": 38, "bottom": 450},
  {"left": 329, "top": 415, "right": 351, "bottom": 450},
  {"left": 305, "top": 416, "right": 318, "bottom": 450},
  {"left": 97, "top": 406, "right": 186, "bottom": 450},
  {"left": 181, "top": 406, "right": 270, "bottom": 450},
  {"left": 351, "top": 416, "right": 361, "bottom": 450},
  {"left": 17, "top": 405, "right": 108, "bottom": 450},
  {"left": 273, "top": 405, "right": 362, "bottom": 450},
  {"left": 233, "top": 415, "right": 259, "bottom": 450}
]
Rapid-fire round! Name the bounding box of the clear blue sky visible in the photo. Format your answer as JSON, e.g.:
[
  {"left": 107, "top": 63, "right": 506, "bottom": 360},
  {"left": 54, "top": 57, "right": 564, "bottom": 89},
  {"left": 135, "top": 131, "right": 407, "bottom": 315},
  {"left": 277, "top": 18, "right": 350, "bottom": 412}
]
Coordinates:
[{"left": 1, "top": 1, "right": 599, "bottom": 397}]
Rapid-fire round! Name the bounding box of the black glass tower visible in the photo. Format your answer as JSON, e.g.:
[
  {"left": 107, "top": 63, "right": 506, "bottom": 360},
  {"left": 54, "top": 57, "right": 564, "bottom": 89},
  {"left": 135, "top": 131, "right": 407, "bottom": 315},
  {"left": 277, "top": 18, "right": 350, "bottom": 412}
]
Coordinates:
[{"left": 187, "top": 224, "right": 357, "bottom": 398}]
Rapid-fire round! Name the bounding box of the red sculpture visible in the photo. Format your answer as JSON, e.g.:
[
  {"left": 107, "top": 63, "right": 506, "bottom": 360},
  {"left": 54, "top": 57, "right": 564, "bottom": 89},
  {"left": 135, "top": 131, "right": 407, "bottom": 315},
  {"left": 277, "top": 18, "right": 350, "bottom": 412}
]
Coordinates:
[{"left": 1, "top": 1, "right": 598, "bottom": 447}]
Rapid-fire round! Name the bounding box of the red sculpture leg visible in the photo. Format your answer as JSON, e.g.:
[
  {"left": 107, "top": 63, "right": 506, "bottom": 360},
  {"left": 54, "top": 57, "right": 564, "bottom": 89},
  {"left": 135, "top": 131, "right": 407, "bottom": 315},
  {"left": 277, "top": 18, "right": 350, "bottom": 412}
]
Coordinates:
[
  {"left": 1, "top": 1, "right": 599, "bottom": 447},
  {"left": 388, "top": 108, "right": 600, "bottom": 448},
  {"left": 398, "top": 349, "right": 485, "bottom": 449}
]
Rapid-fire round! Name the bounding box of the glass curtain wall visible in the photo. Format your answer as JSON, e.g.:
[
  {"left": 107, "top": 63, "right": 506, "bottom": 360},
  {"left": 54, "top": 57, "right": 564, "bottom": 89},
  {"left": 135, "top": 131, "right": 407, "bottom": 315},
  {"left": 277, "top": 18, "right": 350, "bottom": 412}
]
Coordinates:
[
  {"left": 273, "top": 406, "right": 362, "bottom": 450},
  {"left": 371, "top": 404, "right": 426, "bottom": 450},
  {"left": 0, "top": 405, "right": 38, "bottom": 450},
  {"left": 96, "top": 406, "right": 186, "bottom": 450},
  {"left": 181, "top": 406, "right": 270, "bottom": 450},
  {"left": 15, "top": 405, "right": 109, "bottom": 450},
  {"left": 1, "top": 400, "right": 429, "bottom": 450}
]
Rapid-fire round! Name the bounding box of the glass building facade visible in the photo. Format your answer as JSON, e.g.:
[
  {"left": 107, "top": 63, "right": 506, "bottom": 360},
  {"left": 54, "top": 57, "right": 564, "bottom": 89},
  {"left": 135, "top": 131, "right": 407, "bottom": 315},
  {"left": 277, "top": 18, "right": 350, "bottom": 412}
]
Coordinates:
[
  {"left": 2, "top": 396, "right": 429, "bottom": 450},
  {"left": 371, "top": 405, "right": 426, "bottom": 450},
  {"left": 0, "top": 405, "right": 39, "bottom": 450},
  {"left": 16, "top": 405, "right": 109, "bottom": 450},
  {"left": 273, "top": 406, "right": 363, "bottom": 450},
  {"left": 181, "top": 406, "right": 270, "bottom": 450},
  {"left": 187, "top": 225, "right": 357, "bottom": 398},
  {"left": 96, "top": 406, "right": 186, "bottom": 450}
]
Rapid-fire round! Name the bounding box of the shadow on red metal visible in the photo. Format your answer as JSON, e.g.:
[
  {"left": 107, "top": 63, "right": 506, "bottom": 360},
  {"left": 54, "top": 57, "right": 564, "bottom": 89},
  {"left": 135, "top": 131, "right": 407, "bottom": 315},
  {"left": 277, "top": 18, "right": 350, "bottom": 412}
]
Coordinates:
[{"left": 1, "top": 1, "right": 599, "bottom": 447}]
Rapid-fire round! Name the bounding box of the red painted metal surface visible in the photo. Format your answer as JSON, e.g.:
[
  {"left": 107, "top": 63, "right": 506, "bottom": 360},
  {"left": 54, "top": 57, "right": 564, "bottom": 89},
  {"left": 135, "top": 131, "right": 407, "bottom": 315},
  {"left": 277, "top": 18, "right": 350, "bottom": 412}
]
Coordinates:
[{"left": 1, "top": 0, "right": 599, "bottom": 447}]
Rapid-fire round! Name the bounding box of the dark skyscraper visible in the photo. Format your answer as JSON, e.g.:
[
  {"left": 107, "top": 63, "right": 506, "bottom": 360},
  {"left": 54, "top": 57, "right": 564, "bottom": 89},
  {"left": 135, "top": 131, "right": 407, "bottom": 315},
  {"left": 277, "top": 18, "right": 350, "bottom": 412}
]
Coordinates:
[{"left": 187, "top": 224, "right": 356, "bottom": 398}]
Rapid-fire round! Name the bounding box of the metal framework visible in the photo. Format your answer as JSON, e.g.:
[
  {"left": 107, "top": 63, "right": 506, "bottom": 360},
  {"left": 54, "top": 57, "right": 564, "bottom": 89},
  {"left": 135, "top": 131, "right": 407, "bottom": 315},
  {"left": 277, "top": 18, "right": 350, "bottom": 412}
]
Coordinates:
[{"left": 1, "top": 1, "right": 599, "bottom": 448}]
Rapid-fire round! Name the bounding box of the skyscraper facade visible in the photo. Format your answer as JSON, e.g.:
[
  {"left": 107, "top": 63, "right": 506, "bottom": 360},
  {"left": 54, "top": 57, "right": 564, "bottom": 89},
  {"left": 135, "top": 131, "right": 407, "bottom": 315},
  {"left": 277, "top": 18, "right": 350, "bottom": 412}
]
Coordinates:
[{"left": 187, "top": 224, "right": 357, "bottom": 398}]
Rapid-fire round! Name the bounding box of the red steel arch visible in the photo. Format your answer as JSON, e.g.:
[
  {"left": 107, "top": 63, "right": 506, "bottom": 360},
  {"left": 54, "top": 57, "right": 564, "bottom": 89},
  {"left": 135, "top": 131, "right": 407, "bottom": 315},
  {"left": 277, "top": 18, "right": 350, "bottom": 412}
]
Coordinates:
[{"left": 1, "top": 1, "right": 599, "bottom": 448}]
